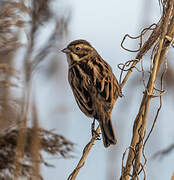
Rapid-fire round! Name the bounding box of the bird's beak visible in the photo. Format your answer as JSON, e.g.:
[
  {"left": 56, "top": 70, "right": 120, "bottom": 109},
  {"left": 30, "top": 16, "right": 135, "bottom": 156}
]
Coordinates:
[{"left": 61, "top": 48, "right": 71, "bottom": 54}]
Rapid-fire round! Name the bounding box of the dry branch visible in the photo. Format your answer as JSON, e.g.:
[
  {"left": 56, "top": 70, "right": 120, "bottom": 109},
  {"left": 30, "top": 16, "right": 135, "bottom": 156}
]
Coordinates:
[
  {"left": 67, "top": 126, "right": 101, "bottom": 180},
  {"left": 120, "top": 1, "right": 174, "bottom": 180}
]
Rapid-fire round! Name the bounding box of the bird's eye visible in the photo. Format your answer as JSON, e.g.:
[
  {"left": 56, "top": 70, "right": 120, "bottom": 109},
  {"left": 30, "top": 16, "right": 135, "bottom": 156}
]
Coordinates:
[{"left": 76, "top": 47, "right": 80, "bottom": 51}]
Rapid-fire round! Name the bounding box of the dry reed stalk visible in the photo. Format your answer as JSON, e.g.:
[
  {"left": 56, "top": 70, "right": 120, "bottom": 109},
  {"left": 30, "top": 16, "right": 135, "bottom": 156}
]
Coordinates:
[
  {"left": 30, "top": 102, "right": 41, "bottom": 180},
  {"left": 171, "top": 173, "right": 174, "bottom": 180},
  {"left": 13, "top": 0, "right": 70, "bottom": 178},
  {"left": 120, "top": 1, "right": 174, "bottom": 179},
  {"left": 0, "top": 0, "right": 71, "bottom": 179},
  {"left": 0, "top": 0, "right": 24, "bottom": 130},
  {"left": 67, "top": 126, "right": 101, "bottom": 180},
  {"left": 14, "top": 92, "right": 30, "bottom": 179},
  {"left": 120, "top": 22, "right": 162, "bottom": 89},
  {"left": 0, "top": 1, "right": 27, "bottom": 178},
  {"left": 14, "top": 59, "right": 32, "bottom": 179}
]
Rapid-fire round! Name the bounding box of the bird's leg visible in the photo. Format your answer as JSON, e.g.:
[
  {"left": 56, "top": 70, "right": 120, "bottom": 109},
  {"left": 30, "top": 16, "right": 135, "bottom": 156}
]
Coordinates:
[
  {"left": 91, "top": 119, "right": 101, "bottom": 140},
  {"left": 91, "top": 119, "right": 95, "bottom": 136}
]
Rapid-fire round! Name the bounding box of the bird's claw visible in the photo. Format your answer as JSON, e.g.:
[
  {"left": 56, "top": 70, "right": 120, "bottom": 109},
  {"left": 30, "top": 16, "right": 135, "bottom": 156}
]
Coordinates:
[
  {"left": 92, "top": 129, "right": 101, "bottom": 140},
  {"left": 91, "top": 119, "right": 101, "bottom": 140}
]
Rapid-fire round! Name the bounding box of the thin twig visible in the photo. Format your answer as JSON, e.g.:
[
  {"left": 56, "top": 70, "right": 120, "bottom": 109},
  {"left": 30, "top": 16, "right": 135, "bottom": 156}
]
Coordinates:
[
  {"left": 121, "top": 24, "right": 157, "bottom": 52},
  {"left": 67, "top": 126, "right": 101, "bottom": 180},
  {"left": 120, "top": 21, "right": 162, "bottom": 88}
]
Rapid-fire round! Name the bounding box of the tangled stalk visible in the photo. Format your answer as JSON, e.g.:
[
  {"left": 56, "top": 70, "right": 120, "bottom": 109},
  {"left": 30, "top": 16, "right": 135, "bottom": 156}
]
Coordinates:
[{"left": 120, "top": 1, "right": 174, "bottom": 179}]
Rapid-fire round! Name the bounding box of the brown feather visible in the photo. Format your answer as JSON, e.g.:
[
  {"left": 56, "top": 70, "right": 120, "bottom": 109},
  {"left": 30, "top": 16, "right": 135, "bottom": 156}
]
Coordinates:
[{"left": 63, "top": 39, "right": 122, "bottom": 147}]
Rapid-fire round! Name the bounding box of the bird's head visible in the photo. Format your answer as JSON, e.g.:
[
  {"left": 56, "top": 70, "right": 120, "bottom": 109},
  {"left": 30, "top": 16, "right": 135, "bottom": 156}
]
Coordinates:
[{"left": 62, "top": 40, "right": 96, "bottom": 64}]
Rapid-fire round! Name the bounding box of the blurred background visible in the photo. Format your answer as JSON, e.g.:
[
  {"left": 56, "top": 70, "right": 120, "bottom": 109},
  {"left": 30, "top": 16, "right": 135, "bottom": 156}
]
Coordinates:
[{"left": 1, "top": 0, "right": 174, "bottom": 179}]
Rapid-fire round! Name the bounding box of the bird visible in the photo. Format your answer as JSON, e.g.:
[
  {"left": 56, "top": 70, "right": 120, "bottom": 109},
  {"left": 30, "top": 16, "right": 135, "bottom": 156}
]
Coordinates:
[{"left": 61, "top": 39, "right": 122, "bottom": 148}]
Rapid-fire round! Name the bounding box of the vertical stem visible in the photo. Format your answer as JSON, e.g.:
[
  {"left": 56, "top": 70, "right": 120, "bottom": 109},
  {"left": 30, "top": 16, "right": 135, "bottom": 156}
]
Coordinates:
[{"left": 121, "top": 1, "right": 174, "bottom": 180}]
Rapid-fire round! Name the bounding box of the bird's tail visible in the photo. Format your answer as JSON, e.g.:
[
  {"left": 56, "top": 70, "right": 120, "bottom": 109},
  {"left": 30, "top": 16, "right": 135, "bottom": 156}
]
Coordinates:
[{"left": 100, "top": 115, "right": 117, "bottom": 148}]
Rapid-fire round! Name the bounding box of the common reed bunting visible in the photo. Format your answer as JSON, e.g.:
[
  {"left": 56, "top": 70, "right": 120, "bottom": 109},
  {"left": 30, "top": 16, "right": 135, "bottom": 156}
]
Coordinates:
[{"left": 62, "top": 40, "right": 122, "bottom": 147}]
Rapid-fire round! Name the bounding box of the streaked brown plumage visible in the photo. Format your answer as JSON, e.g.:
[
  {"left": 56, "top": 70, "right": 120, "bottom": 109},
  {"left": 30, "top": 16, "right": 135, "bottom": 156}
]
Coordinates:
[{"left": 62, "top": 40, "right": 122, "bottom": 147}]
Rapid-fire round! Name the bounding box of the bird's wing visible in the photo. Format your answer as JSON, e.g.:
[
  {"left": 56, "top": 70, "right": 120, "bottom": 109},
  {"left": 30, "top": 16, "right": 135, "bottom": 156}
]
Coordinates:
[
  {"left": 68, "top": 57, "right": 121, "bottom": 116},
  {"left": 68, "top": 64, "right": 94, "bottom": 117},
  {"left": 90, "top": 57, "right": 120, "bottom": 111}
]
